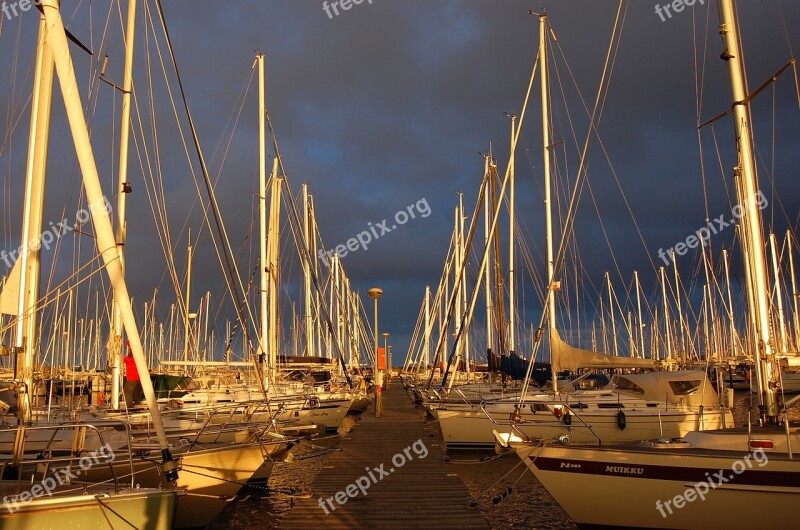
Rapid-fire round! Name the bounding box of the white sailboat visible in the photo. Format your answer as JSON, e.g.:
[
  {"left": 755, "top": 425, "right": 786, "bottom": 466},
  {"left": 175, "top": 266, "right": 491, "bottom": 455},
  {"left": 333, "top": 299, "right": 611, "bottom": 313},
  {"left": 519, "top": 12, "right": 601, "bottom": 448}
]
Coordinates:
[
  {"left": 428, "top": 13, "right": 732, "bottom": 449},
  {"left": 0, "top": 2, "right": 181, "bottom": 526},
  {"left": 502, "top": 2, "right": 800, "bottom": 528}
]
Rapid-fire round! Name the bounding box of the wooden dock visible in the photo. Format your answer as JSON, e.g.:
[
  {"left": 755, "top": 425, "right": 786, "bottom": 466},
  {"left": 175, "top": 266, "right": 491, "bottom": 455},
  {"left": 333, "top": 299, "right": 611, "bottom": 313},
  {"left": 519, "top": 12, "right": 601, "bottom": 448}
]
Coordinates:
[{"left": 280, "top": 381, "right": 490, "bottom": 529}]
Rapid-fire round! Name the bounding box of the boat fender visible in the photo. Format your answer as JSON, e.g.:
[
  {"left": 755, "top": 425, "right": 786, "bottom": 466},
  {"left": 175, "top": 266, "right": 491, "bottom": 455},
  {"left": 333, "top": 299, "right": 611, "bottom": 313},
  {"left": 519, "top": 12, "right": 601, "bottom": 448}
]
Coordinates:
[
  {"left": 492, "top": 487, "right": 513, "bottom": 505},
  {"left": 97, "top": 391, "right": 104, "bottom": 405},
  {"left": 562, "top": 411, "right": 571, "bottom": 426},
  {"left": 617, "top": 410, "right": 626, "bottom": 430}
]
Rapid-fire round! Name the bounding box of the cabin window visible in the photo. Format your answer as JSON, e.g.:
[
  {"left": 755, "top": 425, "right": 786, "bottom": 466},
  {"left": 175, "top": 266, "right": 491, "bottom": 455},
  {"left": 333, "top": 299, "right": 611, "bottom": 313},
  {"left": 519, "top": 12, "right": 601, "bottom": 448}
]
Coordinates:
[
  {"left": 669, "top": 380, "right": 702, "bottom": 395},
  {"left": 597, "top": 403, "right": 624, "bottom": 409},
  {"left": 614, "top": 377, "right": 645, "bottom": 395},
  {"left": 568, "top": 402, "right": 589, "bottom": 409}
]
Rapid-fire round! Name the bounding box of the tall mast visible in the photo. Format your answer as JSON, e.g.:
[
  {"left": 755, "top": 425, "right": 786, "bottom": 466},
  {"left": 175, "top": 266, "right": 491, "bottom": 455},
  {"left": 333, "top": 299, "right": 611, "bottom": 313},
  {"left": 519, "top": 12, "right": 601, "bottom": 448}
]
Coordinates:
[
  {"left": 506, "top": 114, "right": 518, "bottom": 355},
  {"left": 483, "top": 156, "right": 493, "bottom": 357},
  {"left": 540, "top": 14, "right": 558, "bottom": 393},
  {"left": 787, "top": 231, "right": 799, "bottom": 352},
  {"left": 42, "top": 0, "right": 173, "bottom": 460},
  {"left": 635, "top": 270, "right": 645, "bottom": 358},
  {"left": 673, "top": 251, "right": 686, "bottom": 358},
  {"left": 16, "top": 15, "right": 54, "bottom": 422},
  {"left": 111, "top": 0, "right": 137, "bottom": 409},
  {"left": 183, "top": 240, "right": 193, "bottom": 364},
  {"left": 424, "top": 285, "right": 431, "bottom": 368},
  {"left": 459, "top": 191, "right": 469, "bottom": 371},
  {"left": 660, "top": 266, "right": 672, "bottom": 361},
  {"left": 719, "top": 0, "right": 777, "bottom": 419},
  {"left": 257, "top": 52, "right": 269, "bottom": 376},
  {"left": 722, "top": 248, "right": 739, "bottom": 357},
  {"left": 769, "top": 233, "right": 788, "bottom": 353},
  {"left": 266, "top": 160, "right": 282, "bottom": 381},
  {"left": 606, "top": 272, "right": 618, "bottom": 357},
  {"left": 303, "top": 184, "right": 314, "bottom": 357}
]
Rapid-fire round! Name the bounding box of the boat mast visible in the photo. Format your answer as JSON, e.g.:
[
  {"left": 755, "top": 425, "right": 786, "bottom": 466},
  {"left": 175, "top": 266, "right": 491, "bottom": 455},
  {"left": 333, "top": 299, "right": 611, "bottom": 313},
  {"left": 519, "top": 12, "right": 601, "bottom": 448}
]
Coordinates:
[
  {"left": 787, "top": 231, "right": 799, "bottom": 352},
  {"left": 635, "top": 270, "right": 645, "bottom": 358},
  {"left": 303, "top": 184, "right": 315, "bottom": 357},
  {"left": 718, "top": 0, "right": 778, "bottom": 420},
  {"left": 41, "top": 0, "right": 174, "bottom": 463},
  {"left": 722, "top": 248, "right": 739, "bottom": 357},
  {"left": 16, "top": 14, "right": 55, "bottom": 422},
  {"left": 540, "top": 14, "right": 558, "bottom": 394},
  {"left": 183, "top": 239, "right": 193, "bottom": 364},
  {"left": 483, "top": 156, "right": 493, "bottom": 359},
  {"left": 660, "top": 266, "right": 672, "bottom": 361},
  {"left": 257, "top": 52, "right": 269, "bottom": 376},
  {"left": 110, "top": 0, "right": 136, "bottom": 410},
  {"left": 507, "top": 114, "right": 517, "bottom": 355},
  {"left": 768, "top": 233, "right": 788, "bottom": 353}
]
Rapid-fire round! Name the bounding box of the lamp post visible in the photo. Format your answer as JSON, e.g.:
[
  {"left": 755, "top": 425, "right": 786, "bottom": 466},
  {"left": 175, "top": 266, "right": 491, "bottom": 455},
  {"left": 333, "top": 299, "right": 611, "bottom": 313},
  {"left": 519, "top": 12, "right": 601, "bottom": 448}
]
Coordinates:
[
  {"left": 382, "top": 332, "right": 390, "bottom": 390},
  {"left": 367, "top": 288, "right": 383, "bottom": 416}
]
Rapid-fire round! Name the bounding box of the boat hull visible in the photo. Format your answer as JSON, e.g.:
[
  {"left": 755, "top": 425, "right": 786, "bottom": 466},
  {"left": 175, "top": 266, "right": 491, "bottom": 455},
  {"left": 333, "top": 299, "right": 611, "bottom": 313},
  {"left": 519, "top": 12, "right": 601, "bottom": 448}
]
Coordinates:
[
  {"left": 0, "top": 488, "right": 178, "bottom": 530},
  {"left": 517, "top": 439, "right": 800, "bottom": 529}
]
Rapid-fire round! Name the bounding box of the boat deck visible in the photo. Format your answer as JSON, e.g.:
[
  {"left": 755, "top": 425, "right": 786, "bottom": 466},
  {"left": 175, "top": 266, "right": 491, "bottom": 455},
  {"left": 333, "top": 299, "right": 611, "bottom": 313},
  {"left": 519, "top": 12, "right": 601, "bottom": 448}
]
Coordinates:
[{"left": 280, "top": 380, "right": 489, "bottom": 529}]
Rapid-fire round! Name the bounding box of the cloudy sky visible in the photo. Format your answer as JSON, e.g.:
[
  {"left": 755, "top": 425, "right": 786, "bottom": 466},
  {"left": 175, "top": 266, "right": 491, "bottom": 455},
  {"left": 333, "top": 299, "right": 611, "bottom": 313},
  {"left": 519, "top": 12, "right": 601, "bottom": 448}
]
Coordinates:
[{"left": 1, "top": 1, "right": 799, "bottom": 366}]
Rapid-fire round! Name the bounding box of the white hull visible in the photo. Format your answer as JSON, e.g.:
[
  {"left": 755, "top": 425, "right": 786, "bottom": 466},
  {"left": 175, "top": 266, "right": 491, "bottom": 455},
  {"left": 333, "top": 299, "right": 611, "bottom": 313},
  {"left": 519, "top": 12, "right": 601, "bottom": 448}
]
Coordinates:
[
  {"left": 0, "top": 488, "right": 178, "bottom": 529},
  {"left": 513, "top": 428, "right": 800, "bottom": 529},
  {"left": 434, "top": 397, "right": 732, "bottom": 448},
  {"left": 85, "top": 442, "right": 270, "bottom": 528}
]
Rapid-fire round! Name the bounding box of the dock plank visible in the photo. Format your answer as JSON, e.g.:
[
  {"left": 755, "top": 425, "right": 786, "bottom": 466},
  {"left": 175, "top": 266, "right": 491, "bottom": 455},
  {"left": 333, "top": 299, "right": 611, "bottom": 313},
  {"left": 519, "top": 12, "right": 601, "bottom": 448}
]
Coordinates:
[{"left": 280, "top": 381, "right": 489, "bottom": 529}]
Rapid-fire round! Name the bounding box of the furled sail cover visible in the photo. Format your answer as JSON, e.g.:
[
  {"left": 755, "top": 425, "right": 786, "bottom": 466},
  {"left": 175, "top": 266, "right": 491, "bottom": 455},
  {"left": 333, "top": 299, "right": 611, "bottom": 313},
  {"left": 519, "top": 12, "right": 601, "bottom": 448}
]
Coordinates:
[
  {"left": 550, "top": 327, "right": 655, "bottom": 372},
  {"left": 0, "top": 260, "right": 21, "bottom": 316}
]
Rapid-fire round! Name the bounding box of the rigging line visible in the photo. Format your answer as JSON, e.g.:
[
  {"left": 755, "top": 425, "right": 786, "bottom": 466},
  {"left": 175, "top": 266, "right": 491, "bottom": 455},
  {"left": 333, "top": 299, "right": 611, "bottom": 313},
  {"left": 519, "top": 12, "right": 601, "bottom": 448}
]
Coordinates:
[
  {"left": 262, "top": 112, "right": 355, "bottom": 387},
  {"left": 153, "top": 1, "right": 261, "bottom": 383},
  {"left": 548, "top": 8, "right": 656, "bottom": 278},
  {"left": 146, "top": 3, "right": 257, "bottom": 360},
  {"left": 277, "top": 179, "right": 353, "bottom": 386},
  {"left": 139, "top": 0, "right": 214, "bottom": 316}
]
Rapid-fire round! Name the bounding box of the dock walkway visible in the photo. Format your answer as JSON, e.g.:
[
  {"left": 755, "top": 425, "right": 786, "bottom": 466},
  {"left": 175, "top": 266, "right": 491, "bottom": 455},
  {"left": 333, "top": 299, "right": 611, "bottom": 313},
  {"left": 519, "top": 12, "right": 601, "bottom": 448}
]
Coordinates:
[{"left": 280, "top": 380, "right": 489, "bottom": 529}]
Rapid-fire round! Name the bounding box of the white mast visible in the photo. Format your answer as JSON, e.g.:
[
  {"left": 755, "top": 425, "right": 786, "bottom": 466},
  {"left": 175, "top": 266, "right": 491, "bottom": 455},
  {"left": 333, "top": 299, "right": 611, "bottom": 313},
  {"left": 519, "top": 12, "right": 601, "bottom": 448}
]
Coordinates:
[
  {"left": 110, "top": 0, "right": 136, "bottom": 409},
  {"left": 183, "top": 240, "right": 193, "bottom": 364},
  {"left": 606, "top": 272, "right": 618, "bottom": 357},
  {"left": 424, "top": 285, "right": 431, "bottom": 369},
  {"left": 42, "top": 0, "right": 172, "bottom": 456},
  {"left": 722, "top": 248, "right": 739, "bottom": 357},
  {"left": 787, "top": 231, "right": 799, "bottom": 352},
  {"left": 673, "top": 252, "right": 686, "bottom": 358},
  {"left": 266, "top": 160, "right": 282, "bottom": 381},
  {"left": 15, "top": 14, "right": 54, "bottom": 422},
  {"left": 483, "top": 156, "right": 493, "bottom": 357},
  {"left": 508, "top": 114, "right": 517, "bottom": 354},
  {"left": 660, "top": 266, "right": 672, "bottom": 361},
  {"left": 257, "top": 52, "right": 269, "bottom": 376},
  {"left": 540, "top": 14, "right": 558, "bottom": 393},
  {"left": 303, "top": 184, "right": 315, "bottom": 357},
  {"left": 769, "top": 233, "right": 788, "bottom": 353},
  {"left": 635, "top": 270, "right": 645, "bottom": 358},
  {"left": 719, "top": 0, "right": 777, "bottom": 418}
]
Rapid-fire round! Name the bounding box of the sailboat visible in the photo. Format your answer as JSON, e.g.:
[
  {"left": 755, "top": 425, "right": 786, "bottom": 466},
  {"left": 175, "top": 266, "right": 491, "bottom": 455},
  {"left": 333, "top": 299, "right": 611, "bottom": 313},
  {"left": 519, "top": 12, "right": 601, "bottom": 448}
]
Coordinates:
[
  {"left": 502, "top": 2, "right": 800, "bottom": 528},
  {"left": 426, "top": 12, "right": 732, "bottom": 449},
  {"left": 0, "top": 2, "right": 181, "bottom": 526}
]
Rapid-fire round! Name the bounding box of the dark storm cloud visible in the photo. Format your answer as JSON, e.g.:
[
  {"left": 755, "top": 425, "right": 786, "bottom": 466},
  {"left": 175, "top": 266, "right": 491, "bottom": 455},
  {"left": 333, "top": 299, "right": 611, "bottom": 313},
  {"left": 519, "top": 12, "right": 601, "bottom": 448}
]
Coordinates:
[{"left": 1, "top": 1, "right": 798, "bottom": 360}]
